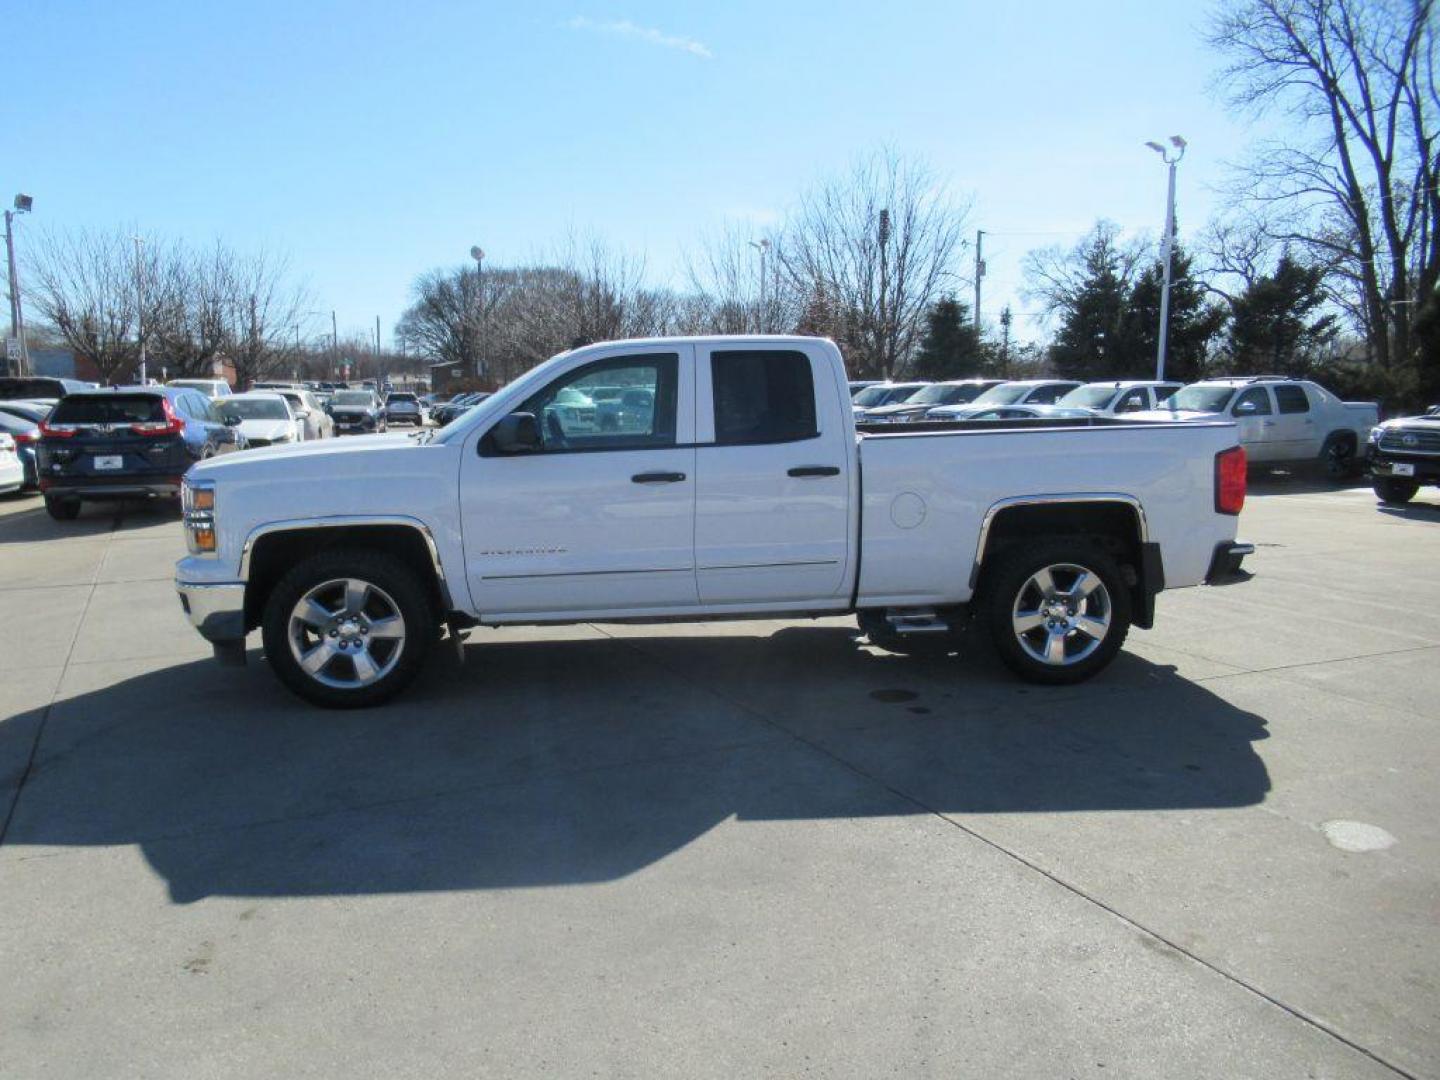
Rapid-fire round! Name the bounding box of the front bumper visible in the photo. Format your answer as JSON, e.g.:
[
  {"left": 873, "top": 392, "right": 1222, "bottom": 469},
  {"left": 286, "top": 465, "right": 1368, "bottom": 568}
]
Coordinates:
[
  {"left": 177, "top": 579, "right": 247, "bottom": 653},
  {"left": 1206, "top": 541, "right": 1255, "bottom": 584},
  {"left": 1368, "top": 448, "right": 1440, "bottom": 483}
]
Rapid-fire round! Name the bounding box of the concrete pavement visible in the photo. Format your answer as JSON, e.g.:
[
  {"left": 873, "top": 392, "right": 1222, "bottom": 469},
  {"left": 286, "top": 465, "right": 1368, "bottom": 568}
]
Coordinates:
[{"left": 0, "top": 480, "right": 1436, "bottom": 1078}]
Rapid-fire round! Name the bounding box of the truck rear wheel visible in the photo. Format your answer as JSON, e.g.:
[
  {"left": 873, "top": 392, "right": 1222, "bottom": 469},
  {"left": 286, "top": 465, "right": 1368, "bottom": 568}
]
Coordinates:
[
  {"left": 261, "top": 548, "right": 435, "bottom": 708},
  {"left": 1321, "top": 434, "right": 1362, "bottom": 479},
  {"left": 980, "top": 538, "right": 1131, "bottom": 686},
  {"left": 1373, "top": 477, "right": 1419, "bottom": 505}
]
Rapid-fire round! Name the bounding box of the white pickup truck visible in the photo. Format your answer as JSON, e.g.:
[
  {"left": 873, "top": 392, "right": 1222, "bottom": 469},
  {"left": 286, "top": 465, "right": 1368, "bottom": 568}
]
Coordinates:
[
  {"left": 1134, "top": 376, "right": 1378, "bottom": 477},
  {"left": 175, "top": 336, "right": 1252, "bottom": 707}
]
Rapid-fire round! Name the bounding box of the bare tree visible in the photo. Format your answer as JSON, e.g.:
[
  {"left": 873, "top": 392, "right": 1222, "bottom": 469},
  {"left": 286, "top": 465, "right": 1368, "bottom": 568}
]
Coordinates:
[
  {"left": 1209, "top": 0, "right": 1439, "bottom": 376},
  {"left": 218, "top": 248, "right": 311, "bottom": 389},
  {"left": 25, "top": 226, "right": 141, "bottom": 382},
  {"left": 778, "top": 151, "right": 969, "bottom": 378},
  {"left": 1021, "top": 221, "right": 1150, "bottom": 318}
]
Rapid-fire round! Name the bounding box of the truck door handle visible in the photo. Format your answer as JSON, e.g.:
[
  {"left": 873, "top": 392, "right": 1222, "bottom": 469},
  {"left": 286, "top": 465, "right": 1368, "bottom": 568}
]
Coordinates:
[
  {"left": 788, "top": 465, "right": 841, "bottom": 477},
  {"left": 631, "top": 471, "right": 686, "bottom": 484},
  {"left": 1262, "top": 421, "right": 1276, "bottom": 427}
]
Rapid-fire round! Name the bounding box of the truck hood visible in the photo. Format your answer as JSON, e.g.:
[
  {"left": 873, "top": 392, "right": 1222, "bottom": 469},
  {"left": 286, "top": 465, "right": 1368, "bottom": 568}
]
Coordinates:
[
  {"left": 1125, "top": 409, "right": 1223, "bottom": 423},
  {"left": 197, "top": 431, "right": 412, "bottom": 474}
]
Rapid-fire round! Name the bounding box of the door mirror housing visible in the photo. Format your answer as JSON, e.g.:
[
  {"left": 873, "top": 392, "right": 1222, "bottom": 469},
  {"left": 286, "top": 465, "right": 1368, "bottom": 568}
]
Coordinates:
[
  {"left": 490, "top": 412, "right": 541, "bottom": 454},
  {"left": 1234, "top": 400, "right": 1258, "bottom": 415},
  {"left": 222, "top": 414, "right": 242, "bottom": 427}
]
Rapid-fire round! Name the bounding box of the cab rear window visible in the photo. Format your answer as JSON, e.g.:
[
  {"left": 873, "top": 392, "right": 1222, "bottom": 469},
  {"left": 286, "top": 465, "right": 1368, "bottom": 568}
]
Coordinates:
[{"left": 50, "top": 395, "right": 167, "bottom": 424}]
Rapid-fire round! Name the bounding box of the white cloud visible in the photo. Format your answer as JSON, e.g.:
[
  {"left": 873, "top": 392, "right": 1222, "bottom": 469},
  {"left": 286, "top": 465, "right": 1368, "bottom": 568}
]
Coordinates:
[{"left": 565, "top": 16, "right": 713, "bottom": 59}]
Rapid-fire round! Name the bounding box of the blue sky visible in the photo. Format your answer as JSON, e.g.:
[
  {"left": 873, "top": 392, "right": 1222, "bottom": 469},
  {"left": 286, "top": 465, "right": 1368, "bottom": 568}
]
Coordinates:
[{"left": 8, "top": 0, "right": 1265, "bottom": 347}]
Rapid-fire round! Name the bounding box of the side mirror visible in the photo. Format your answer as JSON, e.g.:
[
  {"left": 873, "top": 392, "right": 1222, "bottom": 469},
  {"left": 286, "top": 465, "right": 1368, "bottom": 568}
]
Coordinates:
[
  {"left": 223, "top": 414, "right": 241, "bottom": 427},
  {"left": 1234, "top": 401, "right": 1258, "bottom": 415},
  {"left": 491, "top": 412, "right": 541, "bottom": 454}
]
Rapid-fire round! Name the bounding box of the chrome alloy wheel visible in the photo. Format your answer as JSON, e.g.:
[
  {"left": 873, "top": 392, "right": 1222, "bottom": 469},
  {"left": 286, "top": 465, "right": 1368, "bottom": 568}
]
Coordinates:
[
  {"left": 1010, "top": 562, "right": 1112, "bottom": 667},
  {"left": 287, "top": 577, "right": 406, "bottom": 689}
]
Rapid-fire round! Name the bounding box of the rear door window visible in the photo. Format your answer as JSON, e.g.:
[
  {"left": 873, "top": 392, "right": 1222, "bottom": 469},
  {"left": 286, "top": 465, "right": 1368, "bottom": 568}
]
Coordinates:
[
  {"left": 1274, "top": 385, "right": 1310, "bottom": 414},
  {"left": 50, "top": 395, "right": 166, "bottom": 424},
  {"left": 711, "top": 349, "right": 817, "bottom": 445}
]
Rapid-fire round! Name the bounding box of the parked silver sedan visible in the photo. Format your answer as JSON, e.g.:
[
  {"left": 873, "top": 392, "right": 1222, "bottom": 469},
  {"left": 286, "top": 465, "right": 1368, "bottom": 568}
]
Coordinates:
[{"left": 276, "top": 389, "right": 334, "bottom": 440}]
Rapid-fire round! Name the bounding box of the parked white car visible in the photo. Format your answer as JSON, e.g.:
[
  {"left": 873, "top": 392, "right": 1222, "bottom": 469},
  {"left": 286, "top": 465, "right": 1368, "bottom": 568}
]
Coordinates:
[
  {"left": 1133, "top": 377, "right": 1379, "bottom": 475},
  {"left": 926, "top": 379, "right": 1082, "bottom": 419},
  {"left": 275, "top": 389, "right": 333, "bottom": 440},
  {"left": 221, "top": 393, "right": 305, "bottom": 448},
  {"left": 0, "top": 432, "right": 23, "bottom": 495},
  {"left": 383, "top": 392, "right": 425, "bottom": 426},
  {"left": 1056, "top": 380, "right": 1184, "bottom": 416},
  {"left": 176, "top": 335, "right": 1253, "bottom": 709},
  {"left": 851, "top": 381, "right": 929, "bottom": 418},
  {"left": 167, "top": 378, "right": 233, "bottom": 399},
  {"left": 860, "top": 379, "right": 1005, "bottom": 423}
]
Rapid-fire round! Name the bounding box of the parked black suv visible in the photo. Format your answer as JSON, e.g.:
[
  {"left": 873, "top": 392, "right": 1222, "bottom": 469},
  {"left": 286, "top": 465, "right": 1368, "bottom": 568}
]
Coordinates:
[
  {"left": 327, "top": 389, "right": 387, "bottom": 435},
  {"left": 0, "top": 376, "right": 94, "bottom": 400},
  {"left": 1368, "top": 406, "right": 1440, "bottom": 504},
  {"left": 37, "top": 387, "right": 243, "bottom": 519}
]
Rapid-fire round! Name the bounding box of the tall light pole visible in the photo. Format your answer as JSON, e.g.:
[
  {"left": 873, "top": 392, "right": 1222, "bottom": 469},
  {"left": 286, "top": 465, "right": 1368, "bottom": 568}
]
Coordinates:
[
  {"left": 5, "top": 194, "right": 33, "bottom": 377},
  {"left": 877, "top": 209, "right": 891, "bottom": 379},
  {"left": 469, "top": 246, "right": 485, "bottom": 380},
  {"left": 748, "top": 238, "right": 770, "bottom": 333},
  {"left": 133, "top": 235, "right": 148, "bottom": 385},
  {"left": 973, "top": 229, "right": 985, "bottom": 333},
  {"left": 1146, "top": 135, "right": 1186, "bottom": 381}
]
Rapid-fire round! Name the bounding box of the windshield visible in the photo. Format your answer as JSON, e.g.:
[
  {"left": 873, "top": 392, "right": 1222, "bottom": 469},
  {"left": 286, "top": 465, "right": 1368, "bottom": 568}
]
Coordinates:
[
  {"left": 332, "top": 391, "right": 374, "bottom": 406},
  {"left": 1166, "top": 386, "right": 1236, "bottom": 412},
  {"left": 852, "top": 385, "right": 892, "bottom": 407},
  {"left": 909, "top": 383, "right": 972, "bottom": 405},
  {"left": 388, "top": 393, "right": 417, "bottom": 403},
  {"left": 973, "top": 384, "right": 1031, "bottom": 405},
  {"left": 226, "top": 398, "right": 290, "bottom": 420},
  {"left": 1058, "top": 386, "right": 1122, "bottom": 409}
]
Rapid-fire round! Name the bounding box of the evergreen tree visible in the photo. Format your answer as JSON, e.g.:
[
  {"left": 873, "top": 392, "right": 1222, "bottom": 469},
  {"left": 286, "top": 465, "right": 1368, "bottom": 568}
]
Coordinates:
[
  {"left": 1224, "top": 252, "right": 1338, "bottom": 376},
  {"left": 1123, "top": 246, "right": 1227, "bottom": 383},
  {"left": 912, "top": 295, "right": 987, "bottom": 379},
  {"left": 1047, "top": 236, "right": 1131, "bottom": 380}
]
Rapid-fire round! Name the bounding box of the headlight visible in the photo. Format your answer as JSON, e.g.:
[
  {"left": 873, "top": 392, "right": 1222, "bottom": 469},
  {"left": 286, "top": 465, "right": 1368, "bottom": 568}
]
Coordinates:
[
  {"left": 181, "top": 477, "right": 217, "bottom": 555},
  {"left": 273, "top": 433, "right": 292, "bottom": 443},
  {"left": 1369, "top": 425, "right": 1385, "bottom": 443}
]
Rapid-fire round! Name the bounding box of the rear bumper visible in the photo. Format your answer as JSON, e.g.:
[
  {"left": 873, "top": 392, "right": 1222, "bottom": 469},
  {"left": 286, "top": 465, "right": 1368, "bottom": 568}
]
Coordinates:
[
  {"left": 177, "top": 579, "right": 247, "bottom": 662},
  {"left": 41, "top": 475, "right": 184, "bottom": 499},
  {"left": 1206, "top": 541, "right": 1255, "bottom": 584}
]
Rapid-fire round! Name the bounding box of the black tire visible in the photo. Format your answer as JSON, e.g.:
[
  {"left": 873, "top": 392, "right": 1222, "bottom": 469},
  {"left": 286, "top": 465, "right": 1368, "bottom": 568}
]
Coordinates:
[
  {"left": 44, "top": 496, "right": 81, "bottom": 521},
  {"left": 979, "top": 537, "right": 1131, "bottom": 686},
  {"left": 1321, "top": 435, "right": 1362, "bottom": 479},
  {"left": 1373, "top": 476, "right": 1419, "bottom": 505},
  {"left": 857, "top": 609, "right": 965, "bottom": 657},
  {"left": 261, "top": 548, "right": 436, "bottom": 708}
]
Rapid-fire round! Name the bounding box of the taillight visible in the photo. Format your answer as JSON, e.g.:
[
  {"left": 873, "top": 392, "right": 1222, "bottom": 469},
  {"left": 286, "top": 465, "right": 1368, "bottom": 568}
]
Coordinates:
[
  {"left": 38, "top": 421, "right": 78, "bottom": 439},
  {"left": 130, "top": 397, "right": 184, "bottom": 436},
  {"left": 1215, "top": 445, "right": 1246, "bottom": 515},
  {"left": 13, "top": 431, "right": 37, "bottom": 445}
]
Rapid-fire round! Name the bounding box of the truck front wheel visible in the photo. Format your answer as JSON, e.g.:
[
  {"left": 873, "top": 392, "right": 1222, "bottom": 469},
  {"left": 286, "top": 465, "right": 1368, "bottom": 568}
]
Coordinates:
[
  {"left": 261, "top": 548, "right": 435, "bottom": 708},
  {"left": 1373, "top": 476, "right": 1419, "bottom": 505},
  {"left": 980, "top": 539, "right": 1131, "bottom": 686}
]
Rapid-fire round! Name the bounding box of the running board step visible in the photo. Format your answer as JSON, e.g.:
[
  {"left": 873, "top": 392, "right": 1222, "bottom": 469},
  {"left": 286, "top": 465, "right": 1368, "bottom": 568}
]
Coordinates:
[{"left": 886, "top": 611, "right": 953, "bottom": 635}]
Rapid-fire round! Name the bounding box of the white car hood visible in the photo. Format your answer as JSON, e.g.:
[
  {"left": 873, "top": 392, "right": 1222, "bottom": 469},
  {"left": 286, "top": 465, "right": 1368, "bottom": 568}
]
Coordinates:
[{"left": 237, "top": 419, "right": 295, "bottom": 442}]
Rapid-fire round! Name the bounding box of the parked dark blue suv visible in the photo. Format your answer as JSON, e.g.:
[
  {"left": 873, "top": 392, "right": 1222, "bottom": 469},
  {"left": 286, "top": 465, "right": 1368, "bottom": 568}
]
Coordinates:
[{"left": 37, "top": 386, "right": 244, "bottom": 520}]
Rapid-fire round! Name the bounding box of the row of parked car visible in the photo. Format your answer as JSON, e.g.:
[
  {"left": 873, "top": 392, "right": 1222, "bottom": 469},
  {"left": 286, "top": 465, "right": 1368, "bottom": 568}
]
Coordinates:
[
  {"left": 0, "top": 374, "right": 442, "bottom": 519},
  {"left": 848, "top": 375, "right": 1382, "bottom": 478}
]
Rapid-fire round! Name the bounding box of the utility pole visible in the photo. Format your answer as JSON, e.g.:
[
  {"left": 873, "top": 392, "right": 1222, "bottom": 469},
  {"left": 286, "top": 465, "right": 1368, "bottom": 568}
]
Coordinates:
[
  {"left": 133, "top": 236, "right": 147, "bottom": 385},
  {"left": 877, "top": 209, "right": 890, "bottom": 379},
  {"left": 470, "top": 246, "right": 486, "bottom": 381},
  {"left": 375, "top": 315, "right": 382, "bottom": 382},
  {"left": 973, "top": 229, "right": 985, "bottom": 334},
  {"left": 749, "top": 238, "right": 771, "bottom": 333},
  {"left": 331, "top": 310, "right": 339, "bottom": 379},
  {"left": 5, "top": 196, "right": 33, "bottom": 377},
  {"left": 1146, "top": 136, "right": 1187, "bottom": 381}
]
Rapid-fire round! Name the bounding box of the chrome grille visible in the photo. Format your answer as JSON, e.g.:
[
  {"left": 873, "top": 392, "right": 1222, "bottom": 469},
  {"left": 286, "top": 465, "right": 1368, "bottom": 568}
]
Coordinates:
[{"left": 1379, "top": 427, "right": 1440, "bottom": 455}]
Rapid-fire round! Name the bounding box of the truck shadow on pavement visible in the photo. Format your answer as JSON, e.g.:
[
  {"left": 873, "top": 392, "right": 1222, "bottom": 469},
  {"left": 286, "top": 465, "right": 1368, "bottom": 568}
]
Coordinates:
[{"left": 0, "top": 627, "right": 1270, "bottom": 903}]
